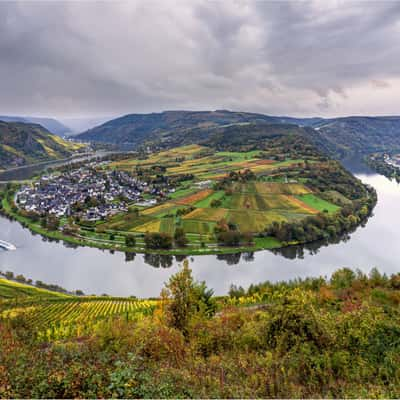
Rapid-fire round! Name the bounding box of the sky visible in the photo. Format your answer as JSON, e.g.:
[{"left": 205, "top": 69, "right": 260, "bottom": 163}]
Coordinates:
[{"left": 1, "top": 0, "right": 400, "bottom": 119}]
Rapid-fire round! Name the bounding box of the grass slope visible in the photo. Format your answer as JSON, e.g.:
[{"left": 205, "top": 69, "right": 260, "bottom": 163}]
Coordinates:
[
  {"left": 0, "top": 278, "right": 69, "bottom": 299},
  {"left": 296, "top": 193, "right": 340, "bottom": 213}
]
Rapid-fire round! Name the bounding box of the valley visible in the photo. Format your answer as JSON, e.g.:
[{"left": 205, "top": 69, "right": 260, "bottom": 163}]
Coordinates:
[{"left": 3, "top": 2, "right": 400, "bottom": 397}]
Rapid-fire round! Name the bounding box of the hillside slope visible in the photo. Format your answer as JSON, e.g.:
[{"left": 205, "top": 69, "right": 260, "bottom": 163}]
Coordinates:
[
  {"left": 0, "top": 115, "right": 71, "bottom": 136},
  {"left": 77, "top": 110, "right": 400, "bottom": 157},
  {"left": 312, "top": 116, "right": 400, "bottom": 157},
  {"left": 0, "top": 278, "right": 70, "bottom": 299},
  {"left": 0, "top": 121, "right": 83, "bottom": 169},
  {"left": 77, "top": 110, "right": 281, "bottom": 145}
]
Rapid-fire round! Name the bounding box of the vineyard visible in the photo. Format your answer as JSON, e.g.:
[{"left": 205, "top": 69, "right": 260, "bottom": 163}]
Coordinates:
[
  {"left": 0, "top": 280, "right": 159, "bottom": 341},
  {"left": 101, "top": 149, "right": 341, "bottom": 240},
  {"left": 97, "top": 145, "right": 345, "bottom": 245},
  {"left": 0, "top": 278, "right": 69, "bottom": 300}
]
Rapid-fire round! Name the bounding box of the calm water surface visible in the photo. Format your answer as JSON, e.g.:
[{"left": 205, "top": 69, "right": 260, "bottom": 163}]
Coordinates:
[{"left": 1, "top": 163, "right": 399, "bottom": 297}]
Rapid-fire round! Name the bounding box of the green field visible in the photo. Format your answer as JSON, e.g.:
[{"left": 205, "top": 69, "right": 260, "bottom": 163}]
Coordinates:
[
  {"left": 194, "top": 190, "right": 225, "bottom": 207},
  {"left": 168, "top": 187, "right": 197, "bottom": 200},
  {"left": 0, "top": 278, "right": 70, "bottom": 300},
  {"left": 182, "top": 219, "right": 216, "bottom": 234},
  {"left": 227, "top": 209, "right": 287, "bottom": 232},
  {"left": 296, "top": 193, "right": 340, "bottom": 213}
]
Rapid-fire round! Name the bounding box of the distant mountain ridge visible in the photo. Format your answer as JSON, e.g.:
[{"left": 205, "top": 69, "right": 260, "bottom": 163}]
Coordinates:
[
  {"left": 76, "top": 110, "right": 400, "bottom": 157},
  {"left": 77, "top": 110, "right": 281, "bottom": 145},
  {"left": 0, "top": 121, "right": 83, "bottom": 170},
  {"left": 311, "top": 116, "right": 400, "bottom": 157},
  {"left": 0, "top": 115, "right": 71, "bottom": 136}
]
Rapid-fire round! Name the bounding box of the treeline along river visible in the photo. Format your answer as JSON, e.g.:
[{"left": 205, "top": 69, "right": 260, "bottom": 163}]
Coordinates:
[{"left": 0, "top": 159, "right": 399, "bottom": 297}]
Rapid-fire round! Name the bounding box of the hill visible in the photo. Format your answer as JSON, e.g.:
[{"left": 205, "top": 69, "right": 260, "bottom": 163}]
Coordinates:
[
  {"left": 76, "top": 110, "right": 281, "bottom": 145},
  {"left": 0, "top": 121, "right": 84, "bottom": 170},
  {"left": 77, "top": 110, "right": 400, "bottom": 157},
  {"left": 0, "top": 277, "right": 70, "bottom": 300},
  {"left": 0, "top": 115, "right": 71, "bottom": 136},
  {"left": 312, "top": 116, "right": 400, "bottom": 157}
]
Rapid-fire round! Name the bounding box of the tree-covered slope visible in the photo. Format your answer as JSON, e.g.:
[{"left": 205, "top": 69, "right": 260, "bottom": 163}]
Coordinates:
[
  {"left": 0, "top": 121, "right": 84, "bottom": 169},
  {"left": 77, "top": 110, "right": 400, "bottom": 158},
  {"left": 313, "top": 116, "right": 400, "bottom": 157},
  {"left": 77, "top": 110, "right": 281, "bottom": 145}
]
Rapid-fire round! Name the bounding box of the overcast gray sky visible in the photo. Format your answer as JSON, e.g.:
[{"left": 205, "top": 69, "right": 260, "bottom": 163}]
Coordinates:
[{"left": 1, "top": 0, "right": 400, "bottom": 118}]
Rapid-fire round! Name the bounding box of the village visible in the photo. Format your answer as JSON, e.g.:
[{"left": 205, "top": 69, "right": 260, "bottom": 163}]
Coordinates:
[
  {"left": 15, "top": 162, "right": 165, "bottom": 221},
  {"left": 384, "top": 153, "right": 400, "bottom": 169}
]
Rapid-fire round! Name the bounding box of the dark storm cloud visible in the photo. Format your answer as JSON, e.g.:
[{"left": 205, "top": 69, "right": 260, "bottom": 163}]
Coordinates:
[{"left": 0, "top": 1, "right": 400, "bottom": 118}]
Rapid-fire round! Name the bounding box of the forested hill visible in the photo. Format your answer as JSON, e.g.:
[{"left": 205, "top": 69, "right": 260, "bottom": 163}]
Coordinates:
[
  {"left": 76, "top": 110, "right": 400, "bottom": 157},
  {"left": 0, "top": 121, "right": 84, "bottom": 170},
  {"left": 311, "top": 116, "right": 400, "bottom": 157},
  {"left": 0, "top": 115, "right": 71, "bottom": 136},
  {"left": 76, "top": 110, "right": 283, "bottom": 145}
]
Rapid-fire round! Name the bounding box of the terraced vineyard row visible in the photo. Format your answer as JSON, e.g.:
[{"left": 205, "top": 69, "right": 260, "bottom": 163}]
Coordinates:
[{"left": 1, "top": 298, "right": 159, "bottom": 341}]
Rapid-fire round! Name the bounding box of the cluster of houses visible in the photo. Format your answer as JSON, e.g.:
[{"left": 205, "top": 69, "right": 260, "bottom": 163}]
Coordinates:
[
  {"left": 384, "top": 153, "right": 400, "bottom": 169},
  {"left": 16, "top": 165, "right": 162, "bottom": 221}
]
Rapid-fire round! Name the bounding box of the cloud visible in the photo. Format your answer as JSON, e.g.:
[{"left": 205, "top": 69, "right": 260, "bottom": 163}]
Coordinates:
[{"left": 0, "top": 0, "right": 399, "bottom": 118}]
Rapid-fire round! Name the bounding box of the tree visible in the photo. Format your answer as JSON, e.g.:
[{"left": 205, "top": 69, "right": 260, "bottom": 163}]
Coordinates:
[
  {"left": 330, "top": 268, "right": 356, "bottom": 289},
  {"left": 5, "top": 271, "right": 14, "bottom": 280},
  {"left": 161, "top": 260, "right": 215, "bottom": 335},
  {"left": 174, "top": 227, "right": 188, "bottom": 247},
  {"left": 210, "top": 199, "right": 222, "bottom": 208},
  {"left": 229, "top": 284, "right": 245, "bottom": 298},
  {"left": 144, "top": 232, "right": 172, "bottom": 249},
  {"left": 41, "top": 215, "right": 60, "bottom": 231},
  {"left": 125, "top": 235, "right": 136, "bottom": 248},
  {"left": 216, "top": 230, "right": 241, "bottom": 246}
]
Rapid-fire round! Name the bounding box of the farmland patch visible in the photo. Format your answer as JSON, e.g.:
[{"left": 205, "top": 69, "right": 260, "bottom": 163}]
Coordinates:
[
  {"left": 181, "top": 220, "right": 215, "bottom": 235},
  {"left": 183, "top": 207, "right": 228, "bottom": 222},
  {"left": 295, "top": 194, "right": 340, "bottom": 213},
  {"left": 175, "top": 189, "right": 213, "bottom": 205},
  {"left": 227, "top": 210, "right": 287, "bottom": 232}
]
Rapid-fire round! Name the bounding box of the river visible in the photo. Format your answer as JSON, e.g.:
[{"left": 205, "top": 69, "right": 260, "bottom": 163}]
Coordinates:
[{"left": 0, "top": 161, "right": 399, "bottom": 297}]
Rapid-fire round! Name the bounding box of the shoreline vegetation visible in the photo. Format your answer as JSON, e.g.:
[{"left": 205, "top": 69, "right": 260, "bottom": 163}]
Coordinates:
[
  {"left": 1, "top": 262, "right": 400, "bottom": 397},
  {"left": 0, "top": 142, "right": 377, "bottom": 256}
]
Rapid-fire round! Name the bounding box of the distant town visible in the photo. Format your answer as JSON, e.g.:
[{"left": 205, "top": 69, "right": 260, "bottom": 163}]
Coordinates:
[
  {"left": 384, "top": 153, "right": 400, "bottom": 169},
  {"left": 16, "top": 162, "right": 167, "bottom": 221}
]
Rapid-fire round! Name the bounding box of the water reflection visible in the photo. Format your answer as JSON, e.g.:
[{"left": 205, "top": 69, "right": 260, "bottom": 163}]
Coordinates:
[
  {"left": 124, "top": 252, "right": 136, "bottom": 262},
  {"left": 143, "top": 254, "right": 174, "bottom": 269}
]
